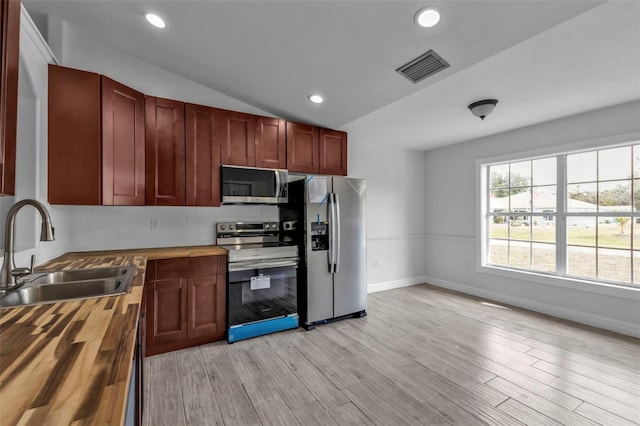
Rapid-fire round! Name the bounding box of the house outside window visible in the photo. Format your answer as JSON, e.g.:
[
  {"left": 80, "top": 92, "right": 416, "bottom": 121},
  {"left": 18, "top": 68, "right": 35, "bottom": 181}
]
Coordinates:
[{"left": 483, "top": 143, "right": 640, "bottom": 287}]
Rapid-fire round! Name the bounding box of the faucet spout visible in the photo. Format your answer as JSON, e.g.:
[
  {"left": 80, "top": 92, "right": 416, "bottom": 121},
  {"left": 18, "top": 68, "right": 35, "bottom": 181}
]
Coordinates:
[{"left": 1, "top": 199, "right": 55, "bottom": 292}]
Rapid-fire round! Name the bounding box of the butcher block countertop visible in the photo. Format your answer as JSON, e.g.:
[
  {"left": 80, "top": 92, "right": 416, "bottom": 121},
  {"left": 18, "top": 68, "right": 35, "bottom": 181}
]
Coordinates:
[{"left": 0, "top": 245, "right": 226, "bottom": 425}]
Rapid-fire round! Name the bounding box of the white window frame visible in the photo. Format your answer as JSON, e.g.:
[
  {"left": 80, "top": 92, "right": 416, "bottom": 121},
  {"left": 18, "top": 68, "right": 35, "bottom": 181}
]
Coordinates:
[{"left": 476, "top": 132, "right": 640, "bottom": 299}]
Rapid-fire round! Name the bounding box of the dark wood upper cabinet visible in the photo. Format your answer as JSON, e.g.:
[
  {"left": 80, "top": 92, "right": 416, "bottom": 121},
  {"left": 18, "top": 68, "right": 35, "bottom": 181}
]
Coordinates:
[
  {"left": 49, "top": 65, "right": 102, "bottom": 205},
  {"left": 145, "top": 96, "right": 185, "bottom": 206},
  {"left": 255, "top": 117, "right": 286, "bottom": 169},
  {"left": 286, "top": 122, "right": 348, "bottom": 175},
  {"left": 102, "top": 76, "right": 145, "bottom": 206},
  {"left": 286, "top": 121, "right": 319, "bottom": 173},
  {"left": 185, "top": 103, "right": 221, "bottom": 206},
  {"left": 319, "top": 129, "right": 347, "bottom": 176},
  {"left": 220, "top": 110, "right": 255, "bottom": 166},
  {"left": 49, "top": 66, "right": 145, "bottom": 205},
  {"left": 0, "top": 0, "right": 20, "bottom": 196},
  {"left": 49, "top": 65, "right": 349, "bottom": 206}
]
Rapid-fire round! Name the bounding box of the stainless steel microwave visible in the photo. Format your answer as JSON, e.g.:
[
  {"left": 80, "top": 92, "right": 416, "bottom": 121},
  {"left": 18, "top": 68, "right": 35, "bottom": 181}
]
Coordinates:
[{"left": 221, "top": 165, "right": 288, "bottom": 204}]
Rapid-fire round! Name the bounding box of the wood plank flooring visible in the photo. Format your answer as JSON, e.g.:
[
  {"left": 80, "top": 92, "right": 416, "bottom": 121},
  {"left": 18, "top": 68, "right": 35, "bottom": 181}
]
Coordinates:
[{"left": 143, "top": 284, "right": 640, "bottom": 426}]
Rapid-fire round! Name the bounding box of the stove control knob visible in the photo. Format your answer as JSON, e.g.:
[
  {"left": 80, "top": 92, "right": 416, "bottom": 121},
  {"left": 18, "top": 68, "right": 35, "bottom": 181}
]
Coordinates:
[
  {"left": 228, "top": 224, "right": 235, "bottom": 230},
  {"left": 271, "top": 223, "right": 277, "bottom": 229},
  {"left": 220, "top": 225, "right": 226, "bottom": 231},
  {"left": 264, "top": 223, "right": 269, "bottom": 229}
]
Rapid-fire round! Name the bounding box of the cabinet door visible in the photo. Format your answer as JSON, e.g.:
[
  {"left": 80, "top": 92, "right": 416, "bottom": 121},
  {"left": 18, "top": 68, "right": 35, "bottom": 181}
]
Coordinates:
[
  {"left": 220, "top": 110, "right": 255, "bottom": 166},
  {"left": 48, "top": 65, "right": 102, "bottom": 204},
  {"left": 102, "top": 76, "right": 145, "bottom": 205},
  {"left": 255, "top": 117, "right": 286, "bottom": 169},
  {"left": 319, "top": 129, "right": 347, "bottom": 176},
  {"left": 0, "top": 0, "right": 20, "bottom": 195},
  {"left": 185, "top": 103, "right": 221, "bottom": 206},
  {"left": 186, "top": 273, "right": 225, "bottom": 339},
  {"left": 145, "top": 96, "right": 186, "bottom": 206},
  {"left": 286, "top": 122, "right": 319, "bottom": 173},
  {"left": 146, "top": 276, "right": 187, "bottom": 348}
]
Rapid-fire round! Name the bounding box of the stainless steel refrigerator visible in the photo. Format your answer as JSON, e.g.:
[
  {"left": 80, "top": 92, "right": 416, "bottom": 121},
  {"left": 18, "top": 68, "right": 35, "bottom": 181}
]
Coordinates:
[{"left": 280, "top": 175, "right": 367, "bottom": 330}]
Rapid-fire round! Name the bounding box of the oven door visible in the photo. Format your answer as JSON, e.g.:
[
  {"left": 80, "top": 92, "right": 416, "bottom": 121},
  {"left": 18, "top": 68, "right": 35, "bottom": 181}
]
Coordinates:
[{"left": 228, "top": 259, "right": 297, "bottom": 327}]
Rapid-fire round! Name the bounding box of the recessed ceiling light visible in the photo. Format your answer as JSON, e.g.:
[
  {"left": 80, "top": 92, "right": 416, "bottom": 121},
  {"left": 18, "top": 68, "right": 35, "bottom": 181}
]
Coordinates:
[
  {"left": 145, "top": 13, "right": 166, "bottom": 29},
  {"left": 308, "top": 94, "right": 324, "bottom": 104},
  {"left": 415, "top": 7, "right": 441, "bottom": 28}
]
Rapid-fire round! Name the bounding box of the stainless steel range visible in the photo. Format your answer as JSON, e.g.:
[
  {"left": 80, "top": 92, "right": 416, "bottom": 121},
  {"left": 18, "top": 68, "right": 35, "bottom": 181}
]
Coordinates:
[{"left": 216, "top": 221, "right": 298, "bottom": 343}]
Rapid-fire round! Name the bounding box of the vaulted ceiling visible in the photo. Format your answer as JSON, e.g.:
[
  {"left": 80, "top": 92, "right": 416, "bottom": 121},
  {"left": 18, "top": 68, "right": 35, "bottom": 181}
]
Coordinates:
[{"left": 23, "top": 1, "right": 640, "bottom": 150}]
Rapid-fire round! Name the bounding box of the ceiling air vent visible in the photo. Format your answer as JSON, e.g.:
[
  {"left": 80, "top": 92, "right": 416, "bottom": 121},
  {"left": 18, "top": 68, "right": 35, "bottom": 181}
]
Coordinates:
[{"left": 396, "top": 49, "right": 450, "bottom": 84}]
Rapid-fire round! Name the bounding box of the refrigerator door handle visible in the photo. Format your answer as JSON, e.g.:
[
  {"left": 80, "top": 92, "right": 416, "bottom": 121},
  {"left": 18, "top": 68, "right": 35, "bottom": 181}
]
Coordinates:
[
  {"left": 328, "top": 193, "right": 335, "bottom": 273},
  {"left": 334, "top": 193, "right": 341, "bottom": 273}
]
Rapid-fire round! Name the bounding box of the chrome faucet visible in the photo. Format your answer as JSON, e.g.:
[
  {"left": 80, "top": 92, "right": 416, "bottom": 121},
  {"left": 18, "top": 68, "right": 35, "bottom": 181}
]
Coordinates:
[{"left": 0, "top": 199, "right": 55, "bottom": 292}]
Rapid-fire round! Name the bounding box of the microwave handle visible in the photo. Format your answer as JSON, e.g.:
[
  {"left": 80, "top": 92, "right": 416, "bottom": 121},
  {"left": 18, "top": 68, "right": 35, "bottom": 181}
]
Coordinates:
[{"left": 275, "top": 170, "right": 281, "bottom": 198}]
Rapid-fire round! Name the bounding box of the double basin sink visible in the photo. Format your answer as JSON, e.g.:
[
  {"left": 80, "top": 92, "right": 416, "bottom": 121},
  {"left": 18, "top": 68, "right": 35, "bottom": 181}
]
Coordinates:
[{"left": 0, "top": 265, "right": 136, "bottom": 308}]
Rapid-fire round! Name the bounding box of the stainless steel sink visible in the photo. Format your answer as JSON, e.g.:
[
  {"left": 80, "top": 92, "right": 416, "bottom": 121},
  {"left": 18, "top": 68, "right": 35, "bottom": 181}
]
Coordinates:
[
  {"left": 0, "top": 265, "right": 136, "bottom": 308},
  {"left": 28, "top": 265, "right": 133, "bottom": 285}
]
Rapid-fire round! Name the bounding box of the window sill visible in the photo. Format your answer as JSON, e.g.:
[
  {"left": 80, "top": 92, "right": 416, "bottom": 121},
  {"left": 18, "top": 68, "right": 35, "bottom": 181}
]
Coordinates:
[{"left": 478, "top": 265, "right": 640, "bottom": 300}]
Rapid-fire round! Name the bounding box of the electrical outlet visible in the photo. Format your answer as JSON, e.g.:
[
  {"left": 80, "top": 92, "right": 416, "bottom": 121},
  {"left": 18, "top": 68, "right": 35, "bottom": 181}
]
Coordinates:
[
  {"left": 373, "top": 259, "right": 379, "bottom": 268},
  {"left": 150, "top": 218, "right": 159, "bottom": 230}
]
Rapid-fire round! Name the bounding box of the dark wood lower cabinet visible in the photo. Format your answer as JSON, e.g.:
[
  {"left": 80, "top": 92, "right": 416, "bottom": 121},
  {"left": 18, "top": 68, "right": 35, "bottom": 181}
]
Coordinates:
[{"left": 144, "top": 255, "right": 226, "bottom": 356}]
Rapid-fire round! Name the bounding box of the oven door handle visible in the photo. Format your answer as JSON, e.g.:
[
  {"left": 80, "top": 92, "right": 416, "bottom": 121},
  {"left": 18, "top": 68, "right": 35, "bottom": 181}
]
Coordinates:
[{"left": 228, "top": 259, "right": 298, "bottom": 272}]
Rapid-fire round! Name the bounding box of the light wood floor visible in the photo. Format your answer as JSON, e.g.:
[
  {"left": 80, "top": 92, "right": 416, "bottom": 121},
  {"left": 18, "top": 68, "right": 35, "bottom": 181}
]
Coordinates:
[{"left": 143, "top": 284, "right": 640, "bottom": 426}]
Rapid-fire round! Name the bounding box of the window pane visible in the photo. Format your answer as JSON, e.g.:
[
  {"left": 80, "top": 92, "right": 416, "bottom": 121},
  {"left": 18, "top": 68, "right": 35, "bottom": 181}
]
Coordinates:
[
  {"left": 532, "top": 185, "right": 556, "bottom": 212},
  {"left": 490, "top": 164, "right": 509, "bottom": 189},
  {"left": 598, "top": 218, "right": 630, "bottom": 249},
  {"left": 634, "top": 145, "right": 640, "bottom": 178},
  {"left": 489, "top": 239, "right": 508, "bottom": 265},
  {"left": 567, "top": 217, "right": 596, "bottom": 246},
  {"left": 567, "top": 182, "right": 597, "bottom": 213},
  {"left": 567, "top": 246, "right": 596, "bottom": 279},
  {"left": 489, "top": 216, "right": 508, "bottom": 239},
  {"left": 598, "top": 248, "right": 631, "bottom": 283},
  {"left": 634, "top": 219, "right": 640, "bottom": 250},
  {"left": 509, "top": 240, "right": 530, "bottom": 269},
  {"left": 532, "top": 242, "right": 555, "bottom": 272},
  {"left": 599, "top": 146, "right": 631, "bottom": 181},
  {"left": 489, "top": 190, "right": 509, "bottom": 212},
  {"left": 598, "top": 180, "right": 631, "bottom": 212},
  {"left": 532, "top": 157, "right": 556, "bottom": 186},
  {"left": 509, "top": 216, "right": 531, "bottom": 241},
  {"left": 510, "top": 161, "right": 531, "bottom": 188},
  {"left": 634, "top": 251, "right": 640, "bottom": 284},
  {"left": 510, "top": 189, "right": 531, "bottom": 213},
  {"left": 532, "top": 220, "right": 555, "bottom": 243},
  {"left": 635, "top": 179, "right": 640, "bottom": 212},
  {"left": 567, "top": 151, "right": 597, "bottom": 183}
]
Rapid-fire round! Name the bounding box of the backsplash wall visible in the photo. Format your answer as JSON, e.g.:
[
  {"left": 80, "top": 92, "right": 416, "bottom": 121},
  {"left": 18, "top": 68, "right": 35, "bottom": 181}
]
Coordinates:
[{"left": 67, "top": 205, "right": 278, "bottom": 252}]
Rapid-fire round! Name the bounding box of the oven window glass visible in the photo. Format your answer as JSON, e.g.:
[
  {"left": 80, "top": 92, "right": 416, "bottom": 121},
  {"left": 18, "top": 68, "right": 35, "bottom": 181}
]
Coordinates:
[
  {"left": 222, "top": 167, "right": 276, "bottom": 198},
  {"left": 228, "top": 266, "right": 297, "bottom": 326}
]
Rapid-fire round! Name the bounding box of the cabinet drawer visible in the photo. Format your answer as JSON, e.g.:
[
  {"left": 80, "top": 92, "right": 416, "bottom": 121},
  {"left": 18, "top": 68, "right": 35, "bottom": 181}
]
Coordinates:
[{"left": 156, "top": 256, "right": 223, "bottom": 279}]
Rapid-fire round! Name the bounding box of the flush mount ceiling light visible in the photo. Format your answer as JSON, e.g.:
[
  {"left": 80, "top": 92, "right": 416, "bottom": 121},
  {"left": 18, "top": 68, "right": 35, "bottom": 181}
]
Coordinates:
[
  {"left": 145, "top": 13, "right": 166, "bottom": 29},
  {"left": 468, "top": 99, "right": 498, "bottom": 120},
  {"left": 415, "top": 7, "right": 441, "bottom": 28},
  {"left": 308, "top": 94, "right": 324, "bottom": 104}
]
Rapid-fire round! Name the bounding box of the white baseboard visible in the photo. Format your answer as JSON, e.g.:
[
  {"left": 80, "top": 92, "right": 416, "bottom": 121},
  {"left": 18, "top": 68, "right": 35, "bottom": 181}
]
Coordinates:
[
  {"left": 367, "top": 276, "right": 426, "bottom": 293},
  {"left": 424, "top": 275, "right": 640, "bottom": 339}
]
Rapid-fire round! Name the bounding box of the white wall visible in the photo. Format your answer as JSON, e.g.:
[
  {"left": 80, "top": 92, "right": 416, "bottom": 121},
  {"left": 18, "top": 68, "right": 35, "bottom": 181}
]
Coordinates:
[
  {"left": 345, "top": 123, "right": 426, "bottom": 292},
  {"left": 0, "top": 9, "right": 70, "bottom": 272},
  {"left": 423, "top": 100, "right": 640, "bottom": 337}
]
